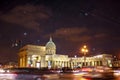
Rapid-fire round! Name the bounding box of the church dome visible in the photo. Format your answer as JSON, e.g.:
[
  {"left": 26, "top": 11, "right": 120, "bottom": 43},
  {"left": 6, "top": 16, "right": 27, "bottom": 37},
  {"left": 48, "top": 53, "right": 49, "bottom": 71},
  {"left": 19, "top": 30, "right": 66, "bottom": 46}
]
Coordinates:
[{"left": 45, "top": 37, "right": 56, "bottom": 50}]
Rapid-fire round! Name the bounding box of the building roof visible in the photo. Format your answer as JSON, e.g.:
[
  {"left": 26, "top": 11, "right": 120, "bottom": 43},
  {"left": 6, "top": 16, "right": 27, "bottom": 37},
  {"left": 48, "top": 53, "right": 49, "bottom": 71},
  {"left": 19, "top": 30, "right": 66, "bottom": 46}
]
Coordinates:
[{"left": 45, "top": 37, "right": 56, "bottom": 49}]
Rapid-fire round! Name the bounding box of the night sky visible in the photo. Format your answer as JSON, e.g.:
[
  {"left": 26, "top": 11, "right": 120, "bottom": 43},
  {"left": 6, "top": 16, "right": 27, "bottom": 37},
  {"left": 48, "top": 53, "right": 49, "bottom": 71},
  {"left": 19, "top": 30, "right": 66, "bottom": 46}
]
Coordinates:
[{"left": 0, "top": 0, "right": 120, "bottom": 64}]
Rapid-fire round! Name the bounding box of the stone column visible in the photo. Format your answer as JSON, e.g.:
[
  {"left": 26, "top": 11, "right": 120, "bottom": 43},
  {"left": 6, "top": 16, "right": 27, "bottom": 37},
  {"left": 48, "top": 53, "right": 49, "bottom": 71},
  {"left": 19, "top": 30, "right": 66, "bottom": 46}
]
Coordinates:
[{"left": 41, "top": 56, "right": 45, "bottom": 68}]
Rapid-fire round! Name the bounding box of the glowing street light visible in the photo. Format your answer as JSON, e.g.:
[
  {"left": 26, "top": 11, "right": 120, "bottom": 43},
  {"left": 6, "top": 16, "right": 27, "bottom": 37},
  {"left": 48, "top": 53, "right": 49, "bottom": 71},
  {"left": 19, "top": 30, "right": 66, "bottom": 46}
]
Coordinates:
[{"left": 81, "top": 45, "right": 88, "bottom": 67}]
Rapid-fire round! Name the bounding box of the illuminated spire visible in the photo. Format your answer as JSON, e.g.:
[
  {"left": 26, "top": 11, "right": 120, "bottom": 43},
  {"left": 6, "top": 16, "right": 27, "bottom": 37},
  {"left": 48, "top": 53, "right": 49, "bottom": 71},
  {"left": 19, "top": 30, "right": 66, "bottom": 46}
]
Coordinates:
[{"left": 50, "top": 36, "right": 52, "bottom": 42}]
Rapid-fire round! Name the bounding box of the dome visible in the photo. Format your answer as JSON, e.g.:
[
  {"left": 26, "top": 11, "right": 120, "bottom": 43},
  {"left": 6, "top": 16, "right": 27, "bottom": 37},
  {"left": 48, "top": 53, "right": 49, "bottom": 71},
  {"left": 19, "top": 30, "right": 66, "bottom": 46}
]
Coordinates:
[{"left": 45, "top": 37, "right": 56, "bottom": 49}]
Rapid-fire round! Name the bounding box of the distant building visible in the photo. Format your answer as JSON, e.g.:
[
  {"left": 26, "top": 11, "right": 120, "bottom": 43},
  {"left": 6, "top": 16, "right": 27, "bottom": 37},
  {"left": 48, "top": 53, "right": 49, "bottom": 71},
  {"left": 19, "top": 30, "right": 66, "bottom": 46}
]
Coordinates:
[{"left": 18, "top": 37, "right": 114, "bottom": 68}]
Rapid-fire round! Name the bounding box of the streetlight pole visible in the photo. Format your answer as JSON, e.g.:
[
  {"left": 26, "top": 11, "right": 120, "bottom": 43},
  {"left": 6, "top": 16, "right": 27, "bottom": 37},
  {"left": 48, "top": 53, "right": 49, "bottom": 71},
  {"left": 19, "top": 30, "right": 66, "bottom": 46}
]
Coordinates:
[{"left": 81, "top": 45, "right": 88, "bottom": 67}]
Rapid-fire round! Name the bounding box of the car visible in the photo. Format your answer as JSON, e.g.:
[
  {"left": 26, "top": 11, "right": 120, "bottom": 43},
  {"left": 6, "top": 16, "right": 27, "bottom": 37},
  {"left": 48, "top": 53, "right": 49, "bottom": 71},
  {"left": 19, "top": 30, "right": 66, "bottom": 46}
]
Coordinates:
[{"left": 0, "top": 67, "right": 59, "bottom": 80}]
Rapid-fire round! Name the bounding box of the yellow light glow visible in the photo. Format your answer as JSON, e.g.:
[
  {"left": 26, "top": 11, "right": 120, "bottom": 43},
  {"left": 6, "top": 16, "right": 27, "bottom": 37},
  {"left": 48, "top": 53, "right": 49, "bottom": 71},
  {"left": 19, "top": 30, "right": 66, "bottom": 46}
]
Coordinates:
[
  {"left": 81, "top": 45, "right": 88, "bottom": 53},
  {"left": 83, "top": 45, "right": 87, "bottom": 48},
  {"left": 85, "top": 49, "right": 88, "bottom": 52},
  {"left": 81, "top": 48, "right": 85, "bottom": 52},
  {"left": 81, "top": 45, "right": 88, "bottom": 56}
]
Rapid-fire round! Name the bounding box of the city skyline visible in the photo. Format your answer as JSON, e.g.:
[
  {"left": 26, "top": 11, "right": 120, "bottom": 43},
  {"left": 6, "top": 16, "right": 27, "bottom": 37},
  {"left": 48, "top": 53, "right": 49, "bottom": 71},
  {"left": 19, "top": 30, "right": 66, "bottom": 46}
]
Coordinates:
[{"left": 0, "top": 0, "right": 120, "bottom": 63}]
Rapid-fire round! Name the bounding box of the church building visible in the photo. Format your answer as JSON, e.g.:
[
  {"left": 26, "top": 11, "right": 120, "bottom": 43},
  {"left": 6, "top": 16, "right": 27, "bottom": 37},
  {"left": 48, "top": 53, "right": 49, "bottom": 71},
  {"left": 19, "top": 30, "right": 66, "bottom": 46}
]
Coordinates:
[
  {"left": 18, "top": 37, "right": 113, "bottom": 68},
  {"left": 18, "top": 37, "right": 69, "bottom": 68}
]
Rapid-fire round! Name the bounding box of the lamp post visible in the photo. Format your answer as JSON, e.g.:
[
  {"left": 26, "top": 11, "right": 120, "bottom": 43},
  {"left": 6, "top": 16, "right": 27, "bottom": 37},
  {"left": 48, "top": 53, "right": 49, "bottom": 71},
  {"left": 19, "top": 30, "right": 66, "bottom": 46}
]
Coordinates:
[{"left": 81, "top": 45, "right": 88, "bottom": 67}]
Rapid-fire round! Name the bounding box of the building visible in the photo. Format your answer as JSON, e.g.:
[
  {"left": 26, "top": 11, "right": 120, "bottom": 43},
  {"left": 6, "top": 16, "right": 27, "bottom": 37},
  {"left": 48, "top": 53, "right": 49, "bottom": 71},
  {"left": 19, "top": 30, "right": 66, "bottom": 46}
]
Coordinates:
[
  {"left": 18, "top": 37, "right": 69, "bottom": 68},
  {"left": 18, "top": 37, "right": 113, "bottom": 68}
]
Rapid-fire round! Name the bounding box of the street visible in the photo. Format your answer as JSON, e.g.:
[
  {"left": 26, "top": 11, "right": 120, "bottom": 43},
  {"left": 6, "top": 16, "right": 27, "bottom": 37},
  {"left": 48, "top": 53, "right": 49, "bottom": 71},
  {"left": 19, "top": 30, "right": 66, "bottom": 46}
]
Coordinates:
[
  {"left": 46, "top": 72, "right": 120, "bottom": 80},
  {"left": 0, "top": 67, "right": 120, "bottom": 80}
]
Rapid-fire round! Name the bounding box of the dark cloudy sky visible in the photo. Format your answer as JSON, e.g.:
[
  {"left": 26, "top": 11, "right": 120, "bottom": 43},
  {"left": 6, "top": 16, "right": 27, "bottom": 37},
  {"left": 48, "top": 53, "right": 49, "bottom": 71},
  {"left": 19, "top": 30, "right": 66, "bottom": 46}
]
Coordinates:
[{"left": 0, "top": 0, "right": 120, "bottom": 63}]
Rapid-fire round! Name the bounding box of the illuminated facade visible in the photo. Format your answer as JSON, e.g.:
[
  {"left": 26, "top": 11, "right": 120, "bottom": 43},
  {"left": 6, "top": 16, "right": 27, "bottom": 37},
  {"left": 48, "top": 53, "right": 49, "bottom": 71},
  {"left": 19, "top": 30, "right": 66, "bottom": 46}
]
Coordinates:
[
  {"left": 70, "top": 54, "right": 113, "bottom": 68},
  {"left": 18, "top": 37, "right": 69, "bottom": 68},
  {"left": 18, "top": 37, "right": 113, "bottom": 68}
]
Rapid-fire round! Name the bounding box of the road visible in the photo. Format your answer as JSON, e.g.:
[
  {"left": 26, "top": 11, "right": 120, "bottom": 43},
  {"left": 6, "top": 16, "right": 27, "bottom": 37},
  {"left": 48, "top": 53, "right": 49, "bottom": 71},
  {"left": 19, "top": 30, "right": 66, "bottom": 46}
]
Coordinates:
[
  {"left": 46, "top": 72, "right": 120, "bottom": 80},
  {"left": 0, "top": 67, "right": 120, "bottom": 80}
]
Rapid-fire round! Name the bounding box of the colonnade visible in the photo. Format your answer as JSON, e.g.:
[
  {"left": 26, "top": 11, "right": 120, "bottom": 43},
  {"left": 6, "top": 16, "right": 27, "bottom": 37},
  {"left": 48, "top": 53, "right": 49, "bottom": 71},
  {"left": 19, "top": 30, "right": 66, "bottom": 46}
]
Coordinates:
[
  {"left": 49, "top": 60, "right": 103, "bottom": 69},
  {"left": 19, "top": 54, "right": 112, "bottom": 68}
]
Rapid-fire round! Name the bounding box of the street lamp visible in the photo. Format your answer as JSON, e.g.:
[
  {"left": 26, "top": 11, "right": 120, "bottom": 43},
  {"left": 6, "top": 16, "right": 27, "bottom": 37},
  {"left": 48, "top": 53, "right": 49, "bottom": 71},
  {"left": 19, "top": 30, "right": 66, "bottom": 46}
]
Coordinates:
[{"left": 81, "top": 45, "right": 88, "bottom": 67}]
